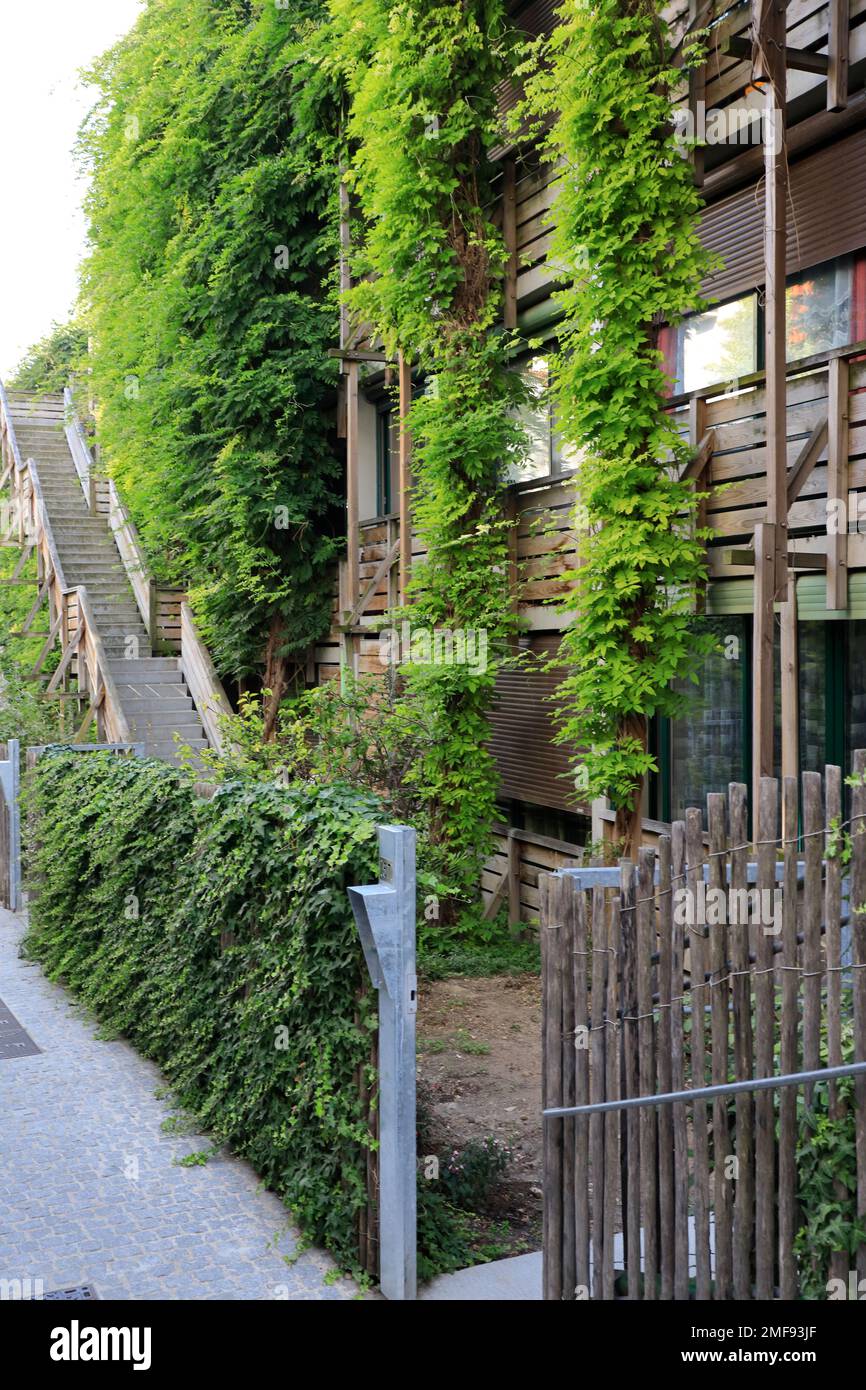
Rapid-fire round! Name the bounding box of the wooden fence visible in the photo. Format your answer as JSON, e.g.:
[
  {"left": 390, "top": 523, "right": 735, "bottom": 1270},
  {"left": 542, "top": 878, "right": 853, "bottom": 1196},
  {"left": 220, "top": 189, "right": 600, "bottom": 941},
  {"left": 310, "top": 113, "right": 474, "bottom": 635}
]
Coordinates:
[{"left": 541, "top": 758, "right": 866, "bottom": 1300}]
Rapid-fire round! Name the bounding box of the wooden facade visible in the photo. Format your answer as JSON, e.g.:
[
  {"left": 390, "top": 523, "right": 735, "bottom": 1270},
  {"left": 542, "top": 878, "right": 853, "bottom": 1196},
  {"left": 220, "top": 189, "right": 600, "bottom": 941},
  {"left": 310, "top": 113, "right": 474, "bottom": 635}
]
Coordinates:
[{"left": 319, "top": 0, "right": 866, "bottom": 915}]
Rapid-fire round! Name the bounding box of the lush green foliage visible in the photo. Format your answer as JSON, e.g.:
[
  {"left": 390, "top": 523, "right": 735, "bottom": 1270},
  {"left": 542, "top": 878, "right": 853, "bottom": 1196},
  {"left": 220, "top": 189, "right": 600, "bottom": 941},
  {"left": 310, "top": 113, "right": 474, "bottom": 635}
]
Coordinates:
[
  {"left": 327, "top": 0, "right": 529, "bottom": 910},
  {"left": 793, "top": 1025, "right": 866, "bottom": 1298},
  {"left": 438, "top": 1136, "right": 513, "bottom": 1210},
  {"left": 522, "top": 0, "right": 717, "bottom": 838},
  {"left": 23, "top": 750, "right": 383, "bottom": 1269},
  {"left": 78, "top": 0, "right": 342, "bottom": 689},
  {"left": 8, "top": 320, "right": 88, "bottom": 395},
  {"left": 0, "top": 549, "right": 62, "bottom": 746}
]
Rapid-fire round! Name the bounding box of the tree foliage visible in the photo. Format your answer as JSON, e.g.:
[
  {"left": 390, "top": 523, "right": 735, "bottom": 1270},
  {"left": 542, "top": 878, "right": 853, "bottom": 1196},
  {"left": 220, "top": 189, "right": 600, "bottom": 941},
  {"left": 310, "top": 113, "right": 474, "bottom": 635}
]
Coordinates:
[
  {"left": 78, "top": 0, "right": 343, "bottom": 688},
  {"left": 8, "top": 320, "right": 87, "bottom": 395},
  {"left": 522, "top": 0, "right": 717, "bottom": 845},
  {"left": 327, "top": 0, "right": 529, "bottom": 907}
]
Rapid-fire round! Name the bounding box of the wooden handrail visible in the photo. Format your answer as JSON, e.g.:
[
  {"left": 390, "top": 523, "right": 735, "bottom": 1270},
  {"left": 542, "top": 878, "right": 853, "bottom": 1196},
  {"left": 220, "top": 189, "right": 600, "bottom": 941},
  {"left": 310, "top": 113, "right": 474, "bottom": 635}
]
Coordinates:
[
  {"left": 63, "top": 385, "right": 95, "bottom": 510},
  {"left": 23, "top": 458, "right": 67, "bottom": 592},
  {"left": 75, "top": 585, "right": 133, "bottom": 745},
  {"left": 107, "top": 478, "right": 153, "bottom": 630},
  {"left": 180, "top": 602, "right": 233, "bottom": 754}
]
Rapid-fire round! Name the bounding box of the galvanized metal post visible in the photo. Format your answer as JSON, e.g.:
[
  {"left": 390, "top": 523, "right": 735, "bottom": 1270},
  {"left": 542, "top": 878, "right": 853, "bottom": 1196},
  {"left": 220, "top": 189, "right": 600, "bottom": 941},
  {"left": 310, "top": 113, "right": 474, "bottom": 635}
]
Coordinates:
[
  {"left": 0, "top": 739, "right": 21, "bottom": 912},
  {"left": 348, "top": 824, "right": 417, "bottom": 1300}
]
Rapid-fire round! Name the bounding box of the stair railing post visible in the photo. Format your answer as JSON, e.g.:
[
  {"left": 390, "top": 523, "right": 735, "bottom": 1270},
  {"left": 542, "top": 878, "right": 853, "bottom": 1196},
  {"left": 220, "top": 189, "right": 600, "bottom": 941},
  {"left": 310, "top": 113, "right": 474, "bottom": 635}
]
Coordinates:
[{"left": 348, "top": 825, "right": 417, "bottom": 1300}]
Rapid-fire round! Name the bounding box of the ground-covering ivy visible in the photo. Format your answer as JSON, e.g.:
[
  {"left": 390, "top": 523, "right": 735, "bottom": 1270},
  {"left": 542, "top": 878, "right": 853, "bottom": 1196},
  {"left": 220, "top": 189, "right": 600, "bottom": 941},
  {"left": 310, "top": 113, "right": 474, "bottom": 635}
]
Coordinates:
[
  {"left": 521, "top": 0, "right": 718, "bottom": 850},
  {"left": 326, "top": 0, "right": 530, "bottom": 918},
  {"left": 23, "top": 750, "right": 384, "bottom": 1271}
]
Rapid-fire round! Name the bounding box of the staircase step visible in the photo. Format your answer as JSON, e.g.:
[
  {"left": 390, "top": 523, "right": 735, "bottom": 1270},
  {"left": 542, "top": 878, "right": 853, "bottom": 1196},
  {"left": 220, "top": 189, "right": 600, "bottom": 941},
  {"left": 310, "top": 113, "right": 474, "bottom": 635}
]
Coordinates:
[
  {"left": 108, "top": 659, "right": 182, "bottom": 680},
  {"left": 128, "top": 713, "right": 203, "bottom": 732}
]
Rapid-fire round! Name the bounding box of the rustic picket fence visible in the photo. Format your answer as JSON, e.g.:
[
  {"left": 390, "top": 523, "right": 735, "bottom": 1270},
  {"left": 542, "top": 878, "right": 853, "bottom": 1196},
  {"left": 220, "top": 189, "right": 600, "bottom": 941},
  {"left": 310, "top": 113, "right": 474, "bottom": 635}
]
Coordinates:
[{"left": 541, "top": 756, "right": 866, "bottom": 1300}]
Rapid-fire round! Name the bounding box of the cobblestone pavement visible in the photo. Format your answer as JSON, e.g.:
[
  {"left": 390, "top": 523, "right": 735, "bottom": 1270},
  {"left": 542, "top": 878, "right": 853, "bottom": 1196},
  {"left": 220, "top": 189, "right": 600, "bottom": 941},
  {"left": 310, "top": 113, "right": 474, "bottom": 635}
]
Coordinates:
[{"left": 0, "top": 908, "right": 359, "bottom": 1301}]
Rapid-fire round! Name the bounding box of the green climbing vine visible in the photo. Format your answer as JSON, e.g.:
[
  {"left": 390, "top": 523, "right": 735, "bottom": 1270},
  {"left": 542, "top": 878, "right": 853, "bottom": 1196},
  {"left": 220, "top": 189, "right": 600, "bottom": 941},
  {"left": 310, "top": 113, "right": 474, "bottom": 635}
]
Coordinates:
[
  {"left": 326, "top": 0, "right": 529, "bottom": 914},
  {"left": 522, "top": 0, "right": 718, "bottom": 847}
]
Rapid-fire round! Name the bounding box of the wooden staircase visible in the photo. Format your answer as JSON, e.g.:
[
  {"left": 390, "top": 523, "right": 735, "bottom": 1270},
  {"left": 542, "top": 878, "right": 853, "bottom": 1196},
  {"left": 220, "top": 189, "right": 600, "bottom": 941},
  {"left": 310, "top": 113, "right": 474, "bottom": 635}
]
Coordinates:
[{"left": 0, "top": 386, "right": 230, "bottom": 764}]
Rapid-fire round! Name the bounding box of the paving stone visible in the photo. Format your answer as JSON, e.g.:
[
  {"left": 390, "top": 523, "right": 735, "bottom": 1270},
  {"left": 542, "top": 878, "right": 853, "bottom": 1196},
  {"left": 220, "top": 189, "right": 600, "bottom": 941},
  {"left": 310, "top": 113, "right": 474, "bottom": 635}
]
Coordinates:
[{"left": 0, "top": 908, "right": 359, "bottom": 1302}]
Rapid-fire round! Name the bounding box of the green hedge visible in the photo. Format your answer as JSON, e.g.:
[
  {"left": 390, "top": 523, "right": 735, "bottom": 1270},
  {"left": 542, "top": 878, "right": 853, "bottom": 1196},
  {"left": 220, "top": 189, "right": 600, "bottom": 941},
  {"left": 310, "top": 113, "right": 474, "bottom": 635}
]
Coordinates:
[{"left": 23, "top": 750, "right": 381, "bottom": 1270}]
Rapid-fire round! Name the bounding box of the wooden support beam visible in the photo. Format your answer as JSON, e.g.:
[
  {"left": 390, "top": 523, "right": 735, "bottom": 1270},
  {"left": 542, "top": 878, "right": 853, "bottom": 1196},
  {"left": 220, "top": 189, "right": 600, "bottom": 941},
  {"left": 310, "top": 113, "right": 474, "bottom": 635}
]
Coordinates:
[
  {"left": 688, "top": 0, "right": 706, "bottom": 187},
  {"left": 45, "top": 626, "right": 81, "bottom": 694},
  {"left": 828, "top": 0, "right": 849, "bottom": 111},
  {"left": 786, "top": 416, "right": 828, "bottom": 508},
  {"left": 345, "top": 540, "right": 400, "bottom": 629},
  {"left": 780, "top": 572, "right": 799, "bottom": 792},
  {"left": 10, "top": 542, "right": 34, "bottom": 584},
  {"left": 689, "top": 398, "right": 708, "bottom": 612},
  {"left": 757, "top": 0, "right": 789, "bottom": 594},
  {"left": 398, "top": 352, "right": 413, "bottom": 606},
  {"left": 503, "top": 159, "right": 518, "bottom": 329},
  {"left": 344, "top": 360, "right": 360, "bottom": 622},
  {"left": 679, "top": 427, "right": 714, "bottom": 483},
  {"left": 27, "top": 610, "right": 63, "bottom": 680},
  {"left": 827, "top": 356, "right": 850, "bottom": 611},
  {"left": 722, "top": 548, "right": 827, "bottom": 570},
  {"left": 19, "top": 571, "right": 51, "bottom": 637},
  {"left": 752, "top": 521, "right": 778, "bottom": 820}
]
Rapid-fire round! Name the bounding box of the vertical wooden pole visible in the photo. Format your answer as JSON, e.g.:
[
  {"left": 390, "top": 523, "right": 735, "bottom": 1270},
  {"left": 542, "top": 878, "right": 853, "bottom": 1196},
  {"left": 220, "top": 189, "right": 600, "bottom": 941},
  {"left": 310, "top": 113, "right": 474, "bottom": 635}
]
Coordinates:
[
  {"left": 656, "top": 835, "right": 674, "bottom": 1299},
  {"left": 851, "top": 749, "right": 866, "bottom": 1285},
  {"left": 686, "top": 807, "right": 711, "bottom": 1300},
  {"left": 589, "top": 887, "right": 608, "bottom": 1298},
  {"left": 778, "top": 773, "right": 799, "bottom": 1299},
  {"left": 827, "top": 0, "right": 849, "bottom": 112},
  {"left": 757, "top": 0, "right": 789, "bottom": 591},
  {"left": 752, "top": 521, "right": 777, "bottom": 819},
  {"left": 689, "top": 396, "right": 708, "bottom": 614},
  {"left": 754, "top": 776, "right": 779, "bottom": 1299},
  {"left": 397, "top": 352, "right": 412, "bottom": 606},
  {"left": 502, "top": 159, "right": 518, "bottom": 331},
  {"left": 670, "top": 821, "right": 689, "bottom": 1299},
  {"left": 729, "top": 781, "right": 754, "bottom": 1300},
  {"left": 780, "top": 569, "right": 798, "bottom": 805},
  {"left": 688, "top": 0, "right": 706, "bottom": 188},
  {"left": 345, "top": 360, "right": 360, "bottom": 622},
  {"left": 827, "top": 355, "right": 849, "bottom": 612},
  {"left": 620, "top": 859, "right": 641, "bottom": 1298}
]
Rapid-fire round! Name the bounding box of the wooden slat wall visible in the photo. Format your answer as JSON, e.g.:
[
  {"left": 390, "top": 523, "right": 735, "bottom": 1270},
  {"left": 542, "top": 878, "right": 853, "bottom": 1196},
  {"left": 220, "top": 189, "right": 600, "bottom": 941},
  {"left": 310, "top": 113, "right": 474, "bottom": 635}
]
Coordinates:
[{"left": 676, "top": 355, "right": 866, "bottom": 566}]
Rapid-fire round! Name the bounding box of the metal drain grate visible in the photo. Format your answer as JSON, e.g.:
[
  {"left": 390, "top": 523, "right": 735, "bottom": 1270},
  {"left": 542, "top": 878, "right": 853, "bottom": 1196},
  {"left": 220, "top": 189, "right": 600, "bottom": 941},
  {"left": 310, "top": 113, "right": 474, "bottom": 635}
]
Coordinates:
[
  {"left": 35, "top": 1285, "right": 98, "bottom": 1301},
  {"left": 0, "top": 995, "right": 40, "bottom": 1061}
]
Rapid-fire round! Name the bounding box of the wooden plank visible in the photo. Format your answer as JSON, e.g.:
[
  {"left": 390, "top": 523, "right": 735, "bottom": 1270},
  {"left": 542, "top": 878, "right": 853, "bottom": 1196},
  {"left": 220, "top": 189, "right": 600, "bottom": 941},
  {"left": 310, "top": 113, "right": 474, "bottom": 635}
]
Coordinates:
[
  {"left": 670, "top": 821, "right": 689, "bottom": 1299},
  {"left": 656, "top": 835, "right": 674, "bottom": 1299},
  {"left": 707, "top": 792, "right": 733, "bottom": 1300},
  {"left": 827, "top": 0, "right": 849, "bottom": 109},
  {"left": 754, "top": 775, "right": 778, "bottom": 1299},
  {"left": 345, "top": 361, "right": 360, "bottom": 619},
  {"left": 398, "top": 353, "right": 412, "bottom": 605},
  {"left": 541, "top": 872, "right": 564, "bottom": 1300},
  {"left": 602, "top": 890, "right": 621, "bottom": 1301},
  {"left": 752, "top": 522, "right": 777, "bottom": 816},
  {"left": 781, "top": 572, "right": 799, "bottom": 785},
  {"left": 686, "top": 806, "right": 712, "bottom": 1300},
  {"left": 572, "top": 881, "right": 589, "bottom": 1298},
  {"left": 637, "top": 846, "right": 658, "bottom": 1299},
  {"left": 826, "top": 356, "right": 849, "bottom": 610},
  {"left": 778, "top": 775, "right": 800, "bottom": 1299},
  {"left": 824, "top": 764, "right": 845, "bottom": 1280},
  {"left": 620, "top": 859, "right": 641, "bottom": 1298},
  {"left": 851, "top": 749, "right": 866, "bottom": 1284},
  {"left": 508, "top": 831, "right": 522, "bottom": 934},
  {"left": 785, "top": 415, "right": 828, "bottom": 507},
  {"left": 802, "top": 772, "right": 824, "bottom": 1106},
  {"left": 589, "top": 887, "right": 607, "bottom": 1299}
]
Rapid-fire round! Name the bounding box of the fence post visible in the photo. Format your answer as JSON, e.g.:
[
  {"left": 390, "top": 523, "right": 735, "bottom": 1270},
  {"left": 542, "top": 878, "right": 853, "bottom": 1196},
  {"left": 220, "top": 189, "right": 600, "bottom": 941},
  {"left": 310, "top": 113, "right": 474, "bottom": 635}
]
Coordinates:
[{"left": 348, "top": 824, "right": 417, "bottom": 1300}]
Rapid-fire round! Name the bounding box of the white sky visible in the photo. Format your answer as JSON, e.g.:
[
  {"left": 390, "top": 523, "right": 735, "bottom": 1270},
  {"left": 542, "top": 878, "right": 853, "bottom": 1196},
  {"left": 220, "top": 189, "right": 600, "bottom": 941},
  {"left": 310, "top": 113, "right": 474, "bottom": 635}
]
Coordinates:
[{"left": 0, "top": 0, "right": 143, "bottom": 378}]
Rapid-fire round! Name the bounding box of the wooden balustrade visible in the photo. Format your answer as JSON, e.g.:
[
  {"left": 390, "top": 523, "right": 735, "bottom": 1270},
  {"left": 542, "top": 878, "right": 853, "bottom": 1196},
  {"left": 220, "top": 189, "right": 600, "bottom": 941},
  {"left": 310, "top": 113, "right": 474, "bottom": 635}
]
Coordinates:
[{"left": 179, "top": 602, "right": 233, "bottom": 754}]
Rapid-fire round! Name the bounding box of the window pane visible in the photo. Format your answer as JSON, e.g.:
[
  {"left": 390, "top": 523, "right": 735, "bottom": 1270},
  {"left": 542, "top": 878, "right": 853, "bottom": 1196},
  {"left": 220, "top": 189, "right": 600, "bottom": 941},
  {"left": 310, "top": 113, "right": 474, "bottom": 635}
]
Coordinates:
[
  {"left": 669, "top": 617, "right": 746, "bottom": 822},
  {"left": 787, "top": 257, "right": 853, "bottom": 361},
  {"left": 682, "top": 296, "right": 758, "bottom": 393},
  {"left": 849, "top": 621, "right": 866, "bottom": 761},
  {"left": 798, "top": 623, "right": 826, "bottom": 774},
  {"left": 505, "top": 356, "right": 551, "bottom": 482}
]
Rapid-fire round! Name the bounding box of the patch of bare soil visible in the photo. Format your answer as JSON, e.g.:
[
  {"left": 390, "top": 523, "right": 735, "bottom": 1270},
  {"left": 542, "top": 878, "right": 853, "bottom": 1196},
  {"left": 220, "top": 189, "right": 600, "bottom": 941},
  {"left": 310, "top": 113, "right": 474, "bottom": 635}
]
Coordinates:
[{"left": 417, "top": 972, "right": 542, "bottom": 1258}]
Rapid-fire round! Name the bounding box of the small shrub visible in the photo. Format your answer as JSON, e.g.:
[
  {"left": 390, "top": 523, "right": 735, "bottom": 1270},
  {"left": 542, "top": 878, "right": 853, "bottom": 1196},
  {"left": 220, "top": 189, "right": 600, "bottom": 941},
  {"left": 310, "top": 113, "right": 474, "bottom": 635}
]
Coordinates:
[{"left": 438, "top": 1136, "right": 513, "bottom": 1211}]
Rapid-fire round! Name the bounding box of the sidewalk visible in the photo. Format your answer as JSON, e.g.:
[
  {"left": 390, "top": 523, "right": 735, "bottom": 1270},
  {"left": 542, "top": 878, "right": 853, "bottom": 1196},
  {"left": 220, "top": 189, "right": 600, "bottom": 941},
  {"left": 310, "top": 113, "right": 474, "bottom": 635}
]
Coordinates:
[{"left": 0, "top": 907, "right": 358, "bottom": 1301}]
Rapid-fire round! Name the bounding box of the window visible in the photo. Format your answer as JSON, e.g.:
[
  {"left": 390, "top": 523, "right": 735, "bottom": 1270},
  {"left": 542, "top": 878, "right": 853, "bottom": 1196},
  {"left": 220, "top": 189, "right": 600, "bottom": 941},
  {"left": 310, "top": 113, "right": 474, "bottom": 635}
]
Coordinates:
[
  {"left": 668, "top": 617, "right": 750, "bottom": 822},
  {"left": 661, "top": 250, "right": 866, "bottom": 396},
  {"left": 376, "top": 407, "right": 399, "bottom": 516},
  {"left": 504, "top": 356, "right": 578, "bottom": 483}
]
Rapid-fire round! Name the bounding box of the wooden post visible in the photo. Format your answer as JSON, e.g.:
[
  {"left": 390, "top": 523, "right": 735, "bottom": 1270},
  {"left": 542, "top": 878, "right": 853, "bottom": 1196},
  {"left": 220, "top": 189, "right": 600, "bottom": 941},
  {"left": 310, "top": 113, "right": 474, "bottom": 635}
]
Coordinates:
[
  {"left": 689, "top": 396, "right": 708, "bottom": 613},
  {"left": 502, "top": 159, "right": 518, "bottom": 331},
  {"left": 780, "top": 570, "right": 798, "bottom": 812},
  {"left": 345, "top": 360, "right": 360, "bottom": 622},
  {"left": 827, "top": 0, "right": 849, "bottom": 111},
  {"left": 752, "top": 521, "right": 777, "bottom": 818},
  {"left": 688, "top": 0, "right": 706, "bottom": 188},
  {"left": 826, "top": 355, "right": 849, "bottom": 611},
  {"left": 507, "top": 830, "right": 521, "bottom": 934},
  {"left": 397, "top": 352, "right": 412, "bottom": 606},
  {"left": 756, "top": 0, "right": 789, "bottom": 589}
]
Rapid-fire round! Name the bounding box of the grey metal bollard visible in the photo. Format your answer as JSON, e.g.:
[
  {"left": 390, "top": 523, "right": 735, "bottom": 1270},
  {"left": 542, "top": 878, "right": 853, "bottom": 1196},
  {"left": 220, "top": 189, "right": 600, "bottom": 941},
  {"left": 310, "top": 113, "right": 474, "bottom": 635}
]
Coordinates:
[
  {"left": 348, "top": 824, "right": 417, "bottom": 1301},
  {"left": 0, "top": 739, "right": 21, "bottom": 912}
]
